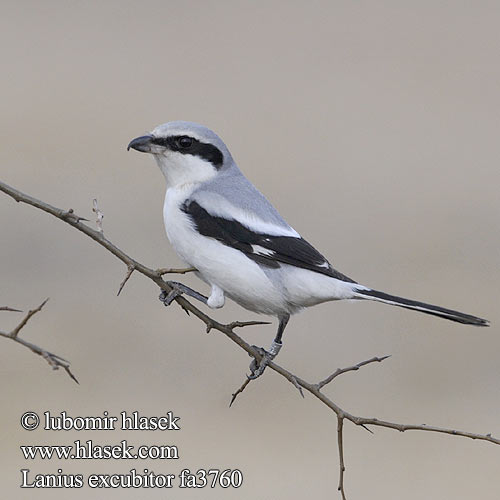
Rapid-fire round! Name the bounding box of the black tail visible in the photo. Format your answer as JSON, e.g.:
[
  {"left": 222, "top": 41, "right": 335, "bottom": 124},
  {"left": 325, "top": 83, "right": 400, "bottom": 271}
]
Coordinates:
[{"left": 353, "top": 288, "right": 489, "bottom": 326}]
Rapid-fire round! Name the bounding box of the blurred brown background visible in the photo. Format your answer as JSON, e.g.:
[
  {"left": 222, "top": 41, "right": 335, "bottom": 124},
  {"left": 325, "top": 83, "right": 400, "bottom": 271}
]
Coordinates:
[{"left": 1, "top": 1, "right": 499, "bottom": 498}]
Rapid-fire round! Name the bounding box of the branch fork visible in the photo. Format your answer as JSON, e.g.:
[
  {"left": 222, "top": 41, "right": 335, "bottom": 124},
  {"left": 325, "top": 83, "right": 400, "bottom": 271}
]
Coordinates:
[{"left": 0, "top": 298, "right": 78, "bottom": 383}]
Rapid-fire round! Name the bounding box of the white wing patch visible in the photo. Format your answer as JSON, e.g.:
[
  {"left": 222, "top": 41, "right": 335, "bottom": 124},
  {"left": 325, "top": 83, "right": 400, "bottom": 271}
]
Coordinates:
[{"left": 251, "top": 245, "right": 276, "bottom": 257}]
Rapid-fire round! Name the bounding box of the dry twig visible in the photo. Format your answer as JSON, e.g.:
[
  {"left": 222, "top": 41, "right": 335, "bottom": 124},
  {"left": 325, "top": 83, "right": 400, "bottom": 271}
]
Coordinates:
[
  {"left": 337, "top": 416, "right": 347, "bottom": 500},
  {"left": 117, "top": 264, "right": 135, "bottom": 296},
  {"left": 0, "top": 299, "right": 78, "bottom": 383},
  {"left": 229, "top": 378, "right": 252, "bottom": 407},
  {"left": 1, "top": 179, "right": 498, "bottom": 498},
  {"left": 156, "top": 267, "right": 196, "bottom": 276},
  {"left": 316, "top": 355, "right": 391, "bottom": 390}
]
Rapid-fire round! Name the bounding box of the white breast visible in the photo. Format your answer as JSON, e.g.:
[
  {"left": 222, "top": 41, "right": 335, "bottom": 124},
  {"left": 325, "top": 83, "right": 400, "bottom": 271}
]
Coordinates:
[{"left": 162, "top": 186, "right": 289, "bottom": 316}]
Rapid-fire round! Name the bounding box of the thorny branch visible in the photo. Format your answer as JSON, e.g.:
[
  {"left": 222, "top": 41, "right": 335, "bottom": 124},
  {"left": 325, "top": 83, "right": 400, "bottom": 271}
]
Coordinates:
[
  {"left": 0, "top": 299, "right": 78, "bottom": 383},
  {"left": 316, "top": 355, "right": 391, "bottom": 390},
  {"left": 1, "top": 180, "right": 498, "bottom": 499}
]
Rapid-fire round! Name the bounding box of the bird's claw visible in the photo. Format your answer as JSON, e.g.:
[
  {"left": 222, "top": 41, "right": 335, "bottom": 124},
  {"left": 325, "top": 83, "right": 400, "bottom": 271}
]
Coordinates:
[
  {"left": 248, "top": 360, "right": 269, "bottom": 379},
  {"left": 159, "top": 283, "right": 182, "bottom": 306},
  {"left": 248, "top": 346, "right": 268, "bottom": 379},
  {"left": 247, "top": 341, "right": 282, "bottom": 380},
  {"left": 159, "top": 282, "right": 208, "bottom": 307}
]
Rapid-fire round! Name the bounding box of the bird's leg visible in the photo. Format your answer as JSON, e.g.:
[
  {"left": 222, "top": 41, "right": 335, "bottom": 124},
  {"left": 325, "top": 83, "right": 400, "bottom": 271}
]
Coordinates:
[
  {"left": 248, "top": 314, "right": 290, "bottom": 379},
  {"left": 159, "top": 281, "right": 208, "bottom": 306}
]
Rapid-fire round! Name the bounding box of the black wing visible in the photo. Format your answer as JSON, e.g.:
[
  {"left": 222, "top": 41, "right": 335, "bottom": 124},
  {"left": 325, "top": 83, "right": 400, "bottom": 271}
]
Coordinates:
[{"left": 182, "top": 200, "right": 356, "bottom": 283}]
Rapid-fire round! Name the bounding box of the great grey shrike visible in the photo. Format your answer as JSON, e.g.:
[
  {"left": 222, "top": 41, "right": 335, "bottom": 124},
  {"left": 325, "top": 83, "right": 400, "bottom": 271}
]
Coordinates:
[{"left": 128, "top": 121, "right": 489, "bottom": 378}]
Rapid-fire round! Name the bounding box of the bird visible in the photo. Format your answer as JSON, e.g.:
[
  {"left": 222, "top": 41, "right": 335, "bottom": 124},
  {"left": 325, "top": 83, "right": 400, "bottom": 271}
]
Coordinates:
[{"left": 128, "top": 121, "right": 489, "bottom": 378}]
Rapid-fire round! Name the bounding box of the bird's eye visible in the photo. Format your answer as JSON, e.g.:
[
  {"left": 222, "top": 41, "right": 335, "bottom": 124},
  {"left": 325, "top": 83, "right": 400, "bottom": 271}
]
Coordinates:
[{"left": 177, "top": 136, "right": 193, "bottom": 149}]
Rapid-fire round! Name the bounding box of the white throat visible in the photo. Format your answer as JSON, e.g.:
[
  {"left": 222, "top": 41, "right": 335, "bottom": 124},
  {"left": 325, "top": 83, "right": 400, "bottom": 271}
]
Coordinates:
[{"left": 154, "top": 150, "right": 218, "bottom": 189}]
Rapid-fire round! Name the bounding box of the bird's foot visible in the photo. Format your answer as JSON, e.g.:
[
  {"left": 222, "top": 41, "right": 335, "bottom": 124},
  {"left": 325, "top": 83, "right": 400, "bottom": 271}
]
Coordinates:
[
  {"left": 159, "top": 288, "right": 178, "bottom": 306},
  {"left": 159, "top": 282, "right": 208, "bottom": 307},
  {"left": 247, "top": 340, "right": 282, "bottom": 380}
]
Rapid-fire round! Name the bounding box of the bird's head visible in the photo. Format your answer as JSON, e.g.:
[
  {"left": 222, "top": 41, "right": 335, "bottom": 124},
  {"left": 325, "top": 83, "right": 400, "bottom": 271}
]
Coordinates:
[{"left": 128, "top": 121, "right": 233, "bottom": 187}]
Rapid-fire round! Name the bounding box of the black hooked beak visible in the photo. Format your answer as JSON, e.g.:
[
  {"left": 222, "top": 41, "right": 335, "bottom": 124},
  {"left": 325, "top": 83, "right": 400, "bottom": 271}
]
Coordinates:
[{"left": 127, "top": 135, "right": 154, "bottom": 153}]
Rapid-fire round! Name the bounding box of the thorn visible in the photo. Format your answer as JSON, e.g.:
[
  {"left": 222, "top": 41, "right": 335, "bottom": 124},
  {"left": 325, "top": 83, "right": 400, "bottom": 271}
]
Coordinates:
[
  {"left": 39, "top": 298, "right": 50, "bottom": 309},
  {"left": 229, "top": 378, "right": 251, "bottom": 407},
  {"left": 65, "top": 366, "right": 79, "bottom": 384},
  {"left": 62, "top": 209, "right": 88, "bottom": 223},
  {"left": 117, "top": 265, "right": 135, "bottom": 296}
]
